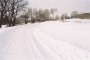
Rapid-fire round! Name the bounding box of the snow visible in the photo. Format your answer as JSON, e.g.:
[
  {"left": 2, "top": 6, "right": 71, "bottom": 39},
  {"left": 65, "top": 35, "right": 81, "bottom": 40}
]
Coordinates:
[
  {"left": 0, "top": 19, "right": 90, "bottom": 60},
  {"left": 66, "top": 19, "right": 90, "bottom": 23}
]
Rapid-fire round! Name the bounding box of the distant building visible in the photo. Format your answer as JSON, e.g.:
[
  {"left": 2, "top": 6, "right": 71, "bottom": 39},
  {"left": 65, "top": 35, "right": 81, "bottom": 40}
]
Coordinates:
[{"left": 76, "top": 12, "right": 90, "bottom": 19}]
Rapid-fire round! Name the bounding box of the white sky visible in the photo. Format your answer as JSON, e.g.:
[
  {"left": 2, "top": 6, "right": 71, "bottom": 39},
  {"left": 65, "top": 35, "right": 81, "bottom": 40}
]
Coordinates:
[{"left": 27, "top": 0, "right": 90, "bottom": 15}]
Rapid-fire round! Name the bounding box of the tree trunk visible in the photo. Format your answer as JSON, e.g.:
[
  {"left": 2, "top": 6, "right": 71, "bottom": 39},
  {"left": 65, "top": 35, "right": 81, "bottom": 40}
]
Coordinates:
[
  {"left": 25, "top": 19, "right": 27, "bottom": 24},
  {"left": 0, "top": 11, "right": 4, "bottom": 28},
  {"left": 8, "top": 20, "right": 12, "bottom": 27},
  {"left": 0, "top": 21, "right": 1, "bottom": 28},
  {"left": 12, "top": 18, "right": 16, "bottom": 26},
  {"left": 0, "top": 19, "right": 2, "bottom": 28}
]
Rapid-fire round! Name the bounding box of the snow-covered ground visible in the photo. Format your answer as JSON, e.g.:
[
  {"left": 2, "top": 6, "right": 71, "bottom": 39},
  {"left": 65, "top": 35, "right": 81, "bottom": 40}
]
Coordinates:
[{"left": 0, "top": 19, "right": 90, "bottom": 60}]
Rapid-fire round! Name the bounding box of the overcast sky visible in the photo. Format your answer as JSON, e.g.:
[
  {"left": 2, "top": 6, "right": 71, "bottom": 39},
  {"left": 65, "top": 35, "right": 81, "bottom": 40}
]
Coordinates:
[{"left": 27, "top": 0, "right": 90, "bottom": 15}]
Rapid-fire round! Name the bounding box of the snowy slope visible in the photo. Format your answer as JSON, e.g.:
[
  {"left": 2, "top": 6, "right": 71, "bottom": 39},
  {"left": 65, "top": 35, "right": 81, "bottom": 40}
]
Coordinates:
[{"left": 0, "top": 19, "right": 90, "bottom": 60}]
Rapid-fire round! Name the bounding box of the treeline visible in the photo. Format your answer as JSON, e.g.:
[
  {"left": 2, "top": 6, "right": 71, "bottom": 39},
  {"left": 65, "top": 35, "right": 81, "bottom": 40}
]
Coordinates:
[
  {"left": 0, "top": 0, "right": 28, "bottom": 28},
  {"left": 0, "top": 0, "right": 60, "bottom": 28},
  {"left": 19, "top": 8, "right": 59, "bottom": 24},
  {"left": 1, "top": 0, "right": 88, "bottom": 28}
]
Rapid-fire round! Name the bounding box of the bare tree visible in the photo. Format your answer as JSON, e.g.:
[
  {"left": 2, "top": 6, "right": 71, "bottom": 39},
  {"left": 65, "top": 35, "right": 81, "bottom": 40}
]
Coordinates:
[
  {"left": 0, "top": 0, "right": 28, "bottom": 28},
  {"left": 10, "top": 0, "right": 28, "bottom": 26},
  {"left": 0, "top": 0, "right": 8, "bottom": 27},
  {"left": 43, "top": 9, "right": 50, "bottom": 20},
  {"left": 21, "top": 8, "right": 30, "bottom": 24},
  {"left": 28, "top": 8, "right": 37, "bottom": 20},
  {"left": 20, "top": 15, "right": 29, "bottom": 24},
  {"left": 34, "top": 9, "right": 50, "bottom": 21},
  {"left": 50, "top": 8, "right": 57, "bottom": 19},
  {"left": 71, "top": 11, "right": 78, "bottom": 18},
  {"left": 61, "top": 13, "right": 69, "bottom": 21},
  {"left": 55, "top": 15, "right": 60, "bottom": 20}
]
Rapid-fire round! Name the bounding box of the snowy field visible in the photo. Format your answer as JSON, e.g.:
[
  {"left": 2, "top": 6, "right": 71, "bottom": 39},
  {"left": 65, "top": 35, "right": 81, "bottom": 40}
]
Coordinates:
[{"left": 0, "top": 19, "right": 90, "bottom": 60}]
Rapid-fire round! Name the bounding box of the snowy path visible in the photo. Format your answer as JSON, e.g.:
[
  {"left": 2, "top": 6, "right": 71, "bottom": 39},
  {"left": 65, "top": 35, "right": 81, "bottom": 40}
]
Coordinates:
[{"left": 0, "top": 22, "right": 90, "bottom": 60}]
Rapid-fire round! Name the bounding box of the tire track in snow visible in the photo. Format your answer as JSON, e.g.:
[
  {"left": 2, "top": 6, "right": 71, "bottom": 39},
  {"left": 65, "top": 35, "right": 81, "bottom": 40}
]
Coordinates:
[
  {"left": 24, "top": 25, "right": 40, "bottom": 60},
  {"left": 25, "top": 26, "right": 64, "bottom": 60},
  {"left": 32, "top": 28, "right": 90, "bottom": 60},
  {"left": 0, "top": 24, "right": 90, "bottom": 60}
]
